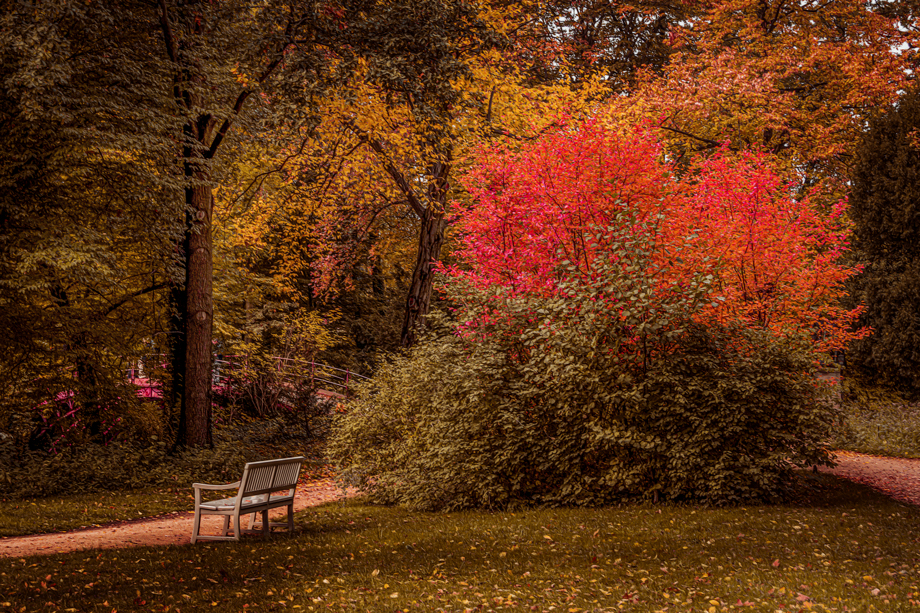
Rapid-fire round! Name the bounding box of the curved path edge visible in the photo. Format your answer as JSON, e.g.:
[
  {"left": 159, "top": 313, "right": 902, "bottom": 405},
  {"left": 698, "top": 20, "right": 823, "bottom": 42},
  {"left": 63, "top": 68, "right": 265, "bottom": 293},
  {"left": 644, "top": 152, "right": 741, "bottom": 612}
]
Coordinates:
[
  {"left": 822, "top": 450, "right": 920, "bottom": 507},
  {"left": 3, "top": 451, "right": 920, "bottom": 559},
  {"left": 0, "top": 481, "right": 354, "bottom": 559}
]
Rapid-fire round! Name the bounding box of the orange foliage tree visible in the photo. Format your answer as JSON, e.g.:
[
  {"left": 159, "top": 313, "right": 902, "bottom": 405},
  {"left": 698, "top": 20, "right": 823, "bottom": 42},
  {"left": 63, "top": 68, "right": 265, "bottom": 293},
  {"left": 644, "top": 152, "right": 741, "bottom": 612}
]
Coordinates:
[
  {"left": 260, "top": 3, "right": 605, "bottom": 346},
  {"left": 616, "top": 0, "right": 916, "bottom": 194}
]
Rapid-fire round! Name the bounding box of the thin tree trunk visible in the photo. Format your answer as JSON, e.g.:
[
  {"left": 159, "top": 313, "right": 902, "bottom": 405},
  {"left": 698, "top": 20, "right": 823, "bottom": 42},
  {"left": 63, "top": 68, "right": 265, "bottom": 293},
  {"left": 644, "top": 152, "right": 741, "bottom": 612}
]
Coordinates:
[
  {"left": 167, "top": 240, "right": 187, "bottom": 429},
  {"left": 401, "top": 207, "right": 447, "bottom": 347}
]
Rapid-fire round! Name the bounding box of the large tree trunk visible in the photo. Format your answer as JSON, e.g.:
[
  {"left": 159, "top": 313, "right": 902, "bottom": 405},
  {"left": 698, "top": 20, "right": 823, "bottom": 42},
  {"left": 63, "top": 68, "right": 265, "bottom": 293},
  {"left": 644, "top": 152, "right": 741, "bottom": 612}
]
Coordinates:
[
  {"left": 176, "top": 182, "right": 214, "bottom": 448},
  {"left": 174, "top": 108, "right": 215, "bottom": 449},
  {"left": 400, "top": 207, "right": 448, "bottom": 347},
  {"left": 157, "top": 0, "right": 272, "bottom": 448}
]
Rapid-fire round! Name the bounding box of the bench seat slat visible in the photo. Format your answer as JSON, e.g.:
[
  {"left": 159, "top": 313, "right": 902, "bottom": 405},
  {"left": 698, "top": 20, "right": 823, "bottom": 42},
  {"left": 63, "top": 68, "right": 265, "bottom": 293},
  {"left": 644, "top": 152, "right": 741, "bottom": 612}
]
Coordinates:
[{"left": 199, "top": 492, "right": 295, "bottom": 511}]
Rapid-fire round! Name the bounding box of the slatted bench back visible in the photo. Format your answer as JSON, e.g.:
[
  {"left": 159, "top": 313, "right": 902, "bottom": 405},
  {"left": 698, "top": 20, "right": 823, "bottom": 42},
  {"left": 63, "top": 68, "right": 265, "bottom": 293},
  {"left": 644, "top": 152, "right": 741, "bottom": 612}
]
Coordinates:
[{"left": 240, "top": 456, "right": 304, "bottom": 498}]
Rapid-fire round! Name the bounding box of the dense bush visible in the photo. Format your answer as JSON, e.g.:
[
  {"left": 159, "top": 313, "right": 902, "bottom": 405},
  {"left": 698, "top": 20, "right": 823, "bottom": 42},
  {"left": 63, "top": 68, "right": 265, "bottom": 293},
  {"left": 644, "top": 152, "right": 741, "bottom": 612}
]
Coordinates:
[
  {"left": 0, "top": 413, "right": 325, "bottom": 498},
  {"left": 329, "top": 229, "right": 837, "bottom": 509}
]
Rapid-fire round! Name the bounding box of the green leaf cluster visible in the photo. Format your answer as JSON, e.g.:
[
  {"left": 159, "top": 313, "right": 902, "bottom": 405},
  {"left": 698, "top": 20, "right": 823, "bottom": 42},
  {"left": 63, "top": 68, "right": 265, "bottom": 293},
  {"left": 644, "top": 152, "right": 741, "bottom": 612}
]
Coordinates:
[{"left": 329, "top": 222, "right": 836, "bottom": 509}]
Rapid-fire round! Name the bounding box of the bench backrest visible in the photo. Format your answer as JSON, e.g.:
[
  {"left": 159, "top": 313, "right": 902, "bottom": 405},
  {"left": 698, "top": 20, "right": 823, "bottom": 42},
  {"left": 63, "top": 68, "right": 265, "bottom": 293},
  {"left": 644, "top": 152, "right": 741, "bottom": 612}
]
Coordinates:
[{"left": 239, "top": 456, "right": 305, "bottom": 498}]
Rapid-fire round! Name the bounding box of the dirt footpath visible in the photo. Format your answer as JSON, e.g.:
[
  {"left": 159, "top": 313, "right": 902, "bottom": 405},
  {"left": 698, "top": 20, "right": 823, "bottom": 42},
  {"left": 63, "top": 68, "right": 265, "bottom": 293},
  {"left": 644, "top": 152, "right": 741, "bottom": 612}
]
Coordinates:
[
  {"left": 823, "top": 450, "right": 920, "bottom": 507},
  {"left": 0, "top": 481, "right": 350, "bottom": 559}
]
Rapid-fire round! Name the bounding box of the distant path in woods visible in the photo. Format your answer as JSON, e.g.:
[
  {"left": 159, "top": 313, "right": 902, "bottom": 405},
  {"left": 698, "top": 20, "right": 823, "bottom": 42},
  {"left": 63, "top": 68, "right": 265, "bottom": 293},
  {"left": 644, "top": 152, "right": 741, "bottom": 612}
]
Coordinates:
[
  {"left": 0, "top": 481, "right": 353, "bottom": 559},
  {"left": 2, "top": 451, "right": 919, "bottom": 559}
]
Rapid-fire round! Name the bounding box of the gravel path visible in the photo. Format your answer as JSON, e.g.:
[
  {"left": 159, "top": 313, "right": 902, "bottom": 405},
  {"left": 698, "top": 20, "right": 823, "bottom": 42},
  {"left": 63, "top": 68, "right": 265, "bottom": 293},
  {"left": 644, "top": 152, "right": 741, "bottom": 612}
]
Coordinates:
[
  {"left": 0, "top": 481, "right": 351, "bottom": 559},
  {"left": 823, "top": 450, "right": 920, "bottom": 507}
]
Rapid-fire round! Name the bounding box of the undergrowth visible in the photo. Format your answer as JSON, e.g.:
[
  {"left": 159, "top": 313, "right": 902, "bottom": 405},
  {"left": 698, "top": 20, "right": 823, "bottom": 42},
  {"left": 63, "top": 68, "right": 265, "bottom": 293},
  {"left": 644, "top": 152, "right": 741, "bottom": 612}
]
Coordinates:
[
  {"left": 832, "top": 377, "right": 920, "bottom": 458},
  {"left": 0, "top": 417, "right": 328, "bottom": 499}
]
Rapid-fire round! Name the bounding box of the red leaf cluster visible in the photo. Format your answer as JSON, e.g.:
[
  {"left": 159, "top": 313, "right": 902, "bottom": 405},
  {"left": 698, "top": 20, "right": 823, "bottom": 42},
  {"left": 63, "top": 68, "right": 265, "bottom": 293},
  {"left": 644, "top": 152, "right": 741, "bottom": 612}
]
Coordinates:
[{"left": 451, "top": 122, "right": 865, "bottom": 352}]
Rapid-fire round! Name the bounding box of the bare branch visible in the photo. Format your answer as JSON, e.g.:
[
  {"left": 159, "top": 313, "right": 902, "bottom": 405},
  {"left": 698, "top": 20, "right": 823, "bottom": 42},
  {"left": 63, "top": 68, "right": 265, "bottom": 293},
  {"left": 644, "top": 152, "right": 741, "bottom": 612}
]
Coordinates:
[
  {"left": 659, "top": 123, "right": 724, "bottom": 149},
  {"left": 206, "top": 16, "right": 294, "bottom": 159},
  {"left": 157, "top": 0, "right": 179, "bottom": 64},
  {"left": 157, "top": 0, "right": 186, "bottom": 108},
  {"left": 103, "top": 283, "right": 169, "bottom": 317},
  {"left": 344, "top": 120, "right": 427, "bottom": 217},
  {"left": 225, "top": 127, "right": 316, "bottom": 212}
]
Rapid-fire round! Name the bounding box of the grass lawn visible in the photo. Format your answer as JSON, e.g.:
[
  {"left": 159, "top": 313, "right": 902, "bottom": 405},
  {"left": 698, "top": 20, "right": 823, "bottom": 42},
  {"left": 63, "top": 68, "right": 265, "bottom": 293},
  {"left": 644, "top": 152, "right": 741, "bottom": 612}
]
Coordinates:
[
  {"left": 0, "top": 488, "right": 194, "bottom": 538},
  {"left": 1, "top": 474, "right": 918, "bottom": 612}
]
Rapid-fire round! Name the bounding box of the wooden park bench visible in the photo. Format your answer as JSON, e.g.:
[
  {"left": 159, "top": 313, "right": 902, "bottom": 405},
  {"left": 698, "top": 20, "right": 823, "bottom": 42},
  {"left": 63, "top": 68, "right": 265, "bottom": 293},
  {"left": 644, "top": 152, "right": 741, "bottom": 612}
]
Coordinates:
[{"left": 191, "top": 456, "right": 305, "bottom": 544}]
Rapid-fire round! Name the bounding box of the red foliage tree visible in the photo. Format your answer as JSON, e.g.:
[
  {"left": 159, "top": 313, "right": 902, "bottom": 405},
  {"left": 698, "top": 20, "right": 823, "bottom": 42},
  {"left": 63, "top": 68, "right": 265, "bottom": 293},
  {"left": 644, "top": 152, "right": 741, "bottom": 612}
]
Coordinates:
[{"left": 452, "top": 123, "right": 865, "bottom": 353}]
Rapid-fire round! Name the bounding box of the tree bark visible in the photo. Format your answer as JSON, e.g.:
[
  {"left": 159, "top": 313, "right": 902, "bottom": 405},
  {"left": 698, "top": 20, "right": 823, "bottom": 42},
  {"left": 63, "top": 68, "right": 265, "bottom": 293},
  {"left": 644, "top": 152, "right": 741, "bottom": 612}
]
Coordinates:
[
  {"left": 176, "top": 182, "right": 214, "bottom": 447},
  {"left": 174, "top": 106, "right": 216, "bottom": 448},
  {"left": 401, "top": 207, "right": 448, "bottom": 347}
]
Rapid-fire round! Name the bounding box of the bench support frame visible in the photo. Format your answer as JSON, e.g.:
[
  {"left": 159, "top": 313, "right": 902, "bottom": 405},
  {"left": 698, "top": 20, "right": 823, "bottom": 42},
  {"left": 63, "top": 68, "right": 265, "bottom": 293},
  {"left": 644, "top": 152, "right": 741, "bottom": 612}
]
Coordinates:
[{"left": 191, "top": 456, "right": 304, "bottom": 544}]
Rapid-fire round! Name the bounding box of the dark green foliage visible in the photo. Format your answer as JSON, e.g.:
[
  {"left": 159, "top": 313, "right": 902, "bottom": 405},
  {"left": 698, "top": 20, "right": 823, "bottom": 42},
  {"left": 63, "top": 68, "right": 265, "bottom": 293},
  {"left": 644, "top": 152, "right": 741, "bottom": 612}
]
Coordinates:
[
  {"left": 0, "top": 1, "right": 185, "bottom": 449},
  {"left": 849, "top": 88, "right": 920, "bottom": 255},
  {"left": 848, "top": 86, "right": 920, "bottom": 394},
  {"left": 329, "top": 227, "right": 836, "bottom": 509},
  {"left": 0, "top": 438, "right": 253, "bottom": 498}
]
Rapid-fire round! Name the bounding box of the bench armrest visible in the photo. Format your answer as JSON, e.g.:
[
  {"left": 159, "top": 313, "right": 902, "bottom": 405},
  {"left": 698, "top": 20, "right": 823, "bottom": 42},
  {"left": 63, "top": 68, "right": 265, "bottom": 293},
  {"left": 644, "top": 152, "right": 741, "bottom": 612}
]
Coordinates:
[{"left": 193, "top": 481, "right": 241, "bottom": 491}]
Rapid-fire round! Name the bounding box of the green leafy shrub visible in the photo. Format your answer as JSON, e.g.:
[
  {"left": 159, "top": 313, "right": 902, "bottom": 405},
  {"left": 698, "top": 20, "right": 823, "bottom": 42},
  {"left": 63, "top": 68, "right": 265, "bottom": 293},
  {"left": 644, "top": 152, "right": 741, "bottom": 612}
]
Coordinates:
[{"left": 329, "top": 229, "right": 836, "bottom": 509}]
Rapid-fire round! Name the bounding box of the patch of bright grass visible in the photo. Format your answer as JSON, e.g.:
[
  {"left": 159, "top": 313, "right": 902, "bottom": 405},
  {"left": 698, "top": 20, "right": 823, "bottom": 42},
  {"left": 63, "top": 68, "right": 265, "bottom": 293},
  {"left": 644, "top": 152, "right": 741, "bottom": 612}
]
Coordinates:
[
  {"left": 833, "top": 380, "right": 920, "bottom": 459},
  {"left": 835, "top": 402, "right": 920, "bottom": 458},
  {"left": 2, "top": 474, "right": 919, "bottom": 612},
  {"left": 0, "top": 488, "right": 193, "bottom": 537}
]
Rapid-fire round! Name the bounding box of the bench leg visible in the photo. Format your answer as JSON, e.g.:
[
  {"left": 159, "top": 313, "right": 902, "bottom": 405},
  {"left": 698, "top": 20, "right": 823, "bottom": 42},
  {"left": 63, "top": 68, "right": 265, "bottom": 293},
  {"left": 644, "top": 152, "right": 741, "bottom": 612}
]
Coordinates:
[
  {"left": 222, "top": 515, "right": 231, "bottom": 537},
  {"left": 233, "top": 512, "right": 242, "bottom": 542},
  {"left": 261, "top": 510, "right": 269, "bottom": 536},
  {"left": 248, "top": 512, "right": 258, "bottom": 531},
  {"left": 191, "top": 509, "right": 202, "bottom": 544},
  {"left": 287, "top": 503, "right": 294, "bottom": 533}
]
